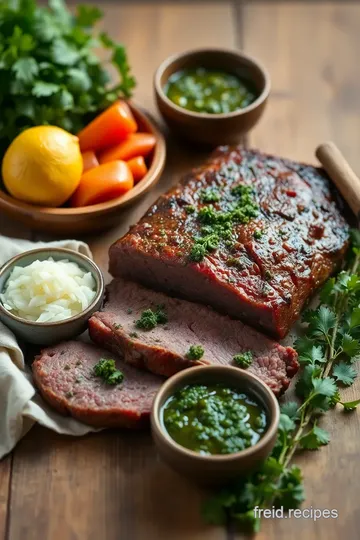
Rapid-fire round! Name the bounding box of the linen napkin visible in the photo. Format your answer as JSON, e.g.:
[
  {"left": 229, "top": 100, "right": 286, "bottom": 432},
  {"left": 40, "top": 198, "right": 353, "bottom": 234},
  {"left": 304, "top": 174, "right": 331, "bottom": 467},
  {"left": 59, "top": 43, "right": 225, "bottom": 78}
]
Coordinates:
[{"left": 0, "top": 235, "right": 99, "bottom": 459}]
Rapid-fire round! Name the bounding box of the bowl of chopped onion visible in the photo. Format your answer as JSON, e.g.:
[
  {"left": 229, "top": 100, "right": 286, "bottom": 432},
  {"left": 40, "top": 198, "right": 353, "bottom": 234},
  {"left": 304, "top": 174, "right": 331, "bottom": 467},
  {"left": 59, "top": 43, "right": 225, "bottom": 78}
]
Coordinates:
[{"left": 0, "top": 248, "right": 104, "bottom": 345}]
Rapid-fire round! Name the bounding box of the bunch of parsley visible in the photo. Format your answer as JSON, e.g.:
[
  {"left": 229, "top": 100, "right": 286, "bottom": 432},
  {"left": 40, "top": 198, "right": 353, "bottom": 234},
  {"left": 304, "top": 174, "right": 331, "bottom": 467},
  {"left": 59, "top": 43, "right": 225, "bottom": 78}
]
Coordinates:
[
  {"left": 203, "top": 229, "right": 360, "bottom": 532},
  {"left": 0, "top": 0, "right": 135, "bottom": 155}
]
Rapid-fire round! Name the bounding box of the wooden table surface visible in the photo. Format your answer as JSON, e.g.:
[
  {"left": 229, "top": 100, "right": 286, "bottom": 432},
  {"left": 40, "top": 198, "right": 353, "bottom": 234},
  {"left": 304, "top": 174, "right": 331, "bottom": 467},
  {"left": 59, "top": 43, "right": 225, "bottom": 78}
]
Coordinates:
[{"left": 2, "top": 1, "right": 360, "bottom": 539}]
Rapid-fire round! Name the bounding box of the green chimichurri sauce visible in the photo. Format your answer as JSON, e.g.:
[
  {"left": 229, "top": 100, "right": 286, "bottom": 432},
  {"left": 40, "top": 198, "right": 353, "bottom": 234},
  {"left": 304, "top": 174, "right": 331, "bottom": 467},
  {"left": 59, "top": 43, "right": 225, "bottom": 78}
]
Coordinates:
[
  {"left": 162, "top": 383, "right": 267, "bottom": 455},
  {"left": 165, "top": 68, "right": 257, "bottom": 114}
]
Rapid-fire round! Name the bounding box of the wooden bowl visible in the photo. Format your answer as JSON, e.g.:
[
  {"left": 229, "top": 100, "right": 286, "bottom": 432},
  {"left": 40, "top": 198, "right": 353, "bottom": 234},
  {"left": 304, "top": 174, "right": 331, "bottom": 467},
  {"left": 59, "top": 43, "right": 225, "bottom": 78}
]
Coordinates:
[
  {"left": 151, "top": 365, "right": 280, "bottom": 486},
  {"left": 154, "top": 48, "right": 271, "bottom": 146},
  {"left": 0, "top": 103, "right": 166, "bottom": 235}
]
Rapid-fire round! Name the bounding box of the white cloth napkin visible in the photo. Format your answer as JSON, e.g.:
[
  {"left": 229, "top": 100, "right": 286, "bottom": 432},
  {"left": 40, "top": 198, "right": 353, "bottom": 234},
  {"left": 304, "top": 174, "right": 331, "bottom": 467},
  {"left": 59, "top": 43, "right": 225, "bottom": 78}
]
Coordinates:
[{"left": 0, "top": 236, "right": 99, "bottom": 459}]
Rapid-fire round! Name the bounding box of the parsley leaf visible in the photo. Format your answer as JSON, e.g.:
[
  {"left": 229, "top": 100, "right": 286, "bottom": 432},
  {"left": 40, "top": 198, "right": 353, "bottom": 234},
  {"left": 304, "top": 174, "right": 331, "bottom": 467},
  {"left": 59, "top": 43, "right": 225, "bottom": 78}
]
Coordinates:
[
  {"left": 280, "top": 401, "right": 300, "bottom": 419},
  {"left": 341, "top": 333, "right": 360, "bottom": 358},
  {"left": 273, "top": 466, "right": 305, "bottom": 510},
  {"left": 0, "top": 0, "right": 135, "bottom": 152},
  {"left": 312, "top": 306, "right": 336, "bottom": 337},
  {"left": 299, "top": 425, "right": 330, "bottom": 450},
  {"left": 333, "top": 362, "right": 357, "bottom": 386},
  {"left": 12, "top": 57, "right": 38, "bottom": 83},
  {"left": 32, "top": 81, "right": 60, "bottom": 97},
  {"left": 278, "top": 413, "right": 296, "bottom": 433},
  {"left": 350, "top": 307, "right": 360, "bottom": 329},
  {"left": 340, "top": 398, "right": 360, "bottom": 411},
  {"left": 76, "top": 5, "right": 103, "bottom": 27}
]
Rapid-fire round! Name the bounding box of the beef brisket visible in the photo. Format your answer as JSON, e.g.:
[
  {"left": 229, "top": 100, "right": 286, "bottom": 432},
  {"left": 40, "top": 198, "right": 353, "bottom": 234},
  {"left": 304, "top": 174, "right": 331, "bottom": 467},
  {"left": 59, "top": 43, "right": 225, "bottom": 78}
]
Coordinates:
[
  {"left": 89, "top": 278, "right": 299, "bottom": 395},
  {"left": 32, "top": 341, "right": 162, "bottom": 428},
  {"left": 109, "top": 147, "right": 349, "bottom": 338}
]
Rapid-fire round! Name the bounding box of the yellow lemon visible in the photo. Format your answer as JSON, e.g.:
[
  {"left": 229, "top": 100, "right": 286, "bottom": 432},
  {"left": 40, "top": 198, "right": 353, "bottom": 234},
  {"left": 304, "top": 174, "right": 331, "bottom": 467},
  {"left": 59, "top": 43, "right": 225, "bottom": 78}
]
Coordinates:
[{"left": 2, "top": 126, "right": 83, "bottom": 207}]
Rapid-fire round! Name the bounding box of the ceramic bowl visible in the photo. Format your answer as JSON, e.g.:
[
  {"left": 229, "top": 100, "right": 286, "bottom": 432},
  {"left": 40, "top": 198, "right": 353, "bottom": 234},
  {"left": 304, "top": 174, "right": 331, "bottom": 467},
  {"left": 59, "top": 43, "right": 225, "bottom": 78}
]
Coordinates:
[
  {"left": 0, "top": 103, "right": 166, "bottom": 235},
  {"left": 151, "top": 365, "right": 279, "bottom": 485},
  {"left": 154, "top": 48, "right": 270, "bottom": 146},
  {"left": 0, "top": 248, "right": 104, "bottom": 345}
]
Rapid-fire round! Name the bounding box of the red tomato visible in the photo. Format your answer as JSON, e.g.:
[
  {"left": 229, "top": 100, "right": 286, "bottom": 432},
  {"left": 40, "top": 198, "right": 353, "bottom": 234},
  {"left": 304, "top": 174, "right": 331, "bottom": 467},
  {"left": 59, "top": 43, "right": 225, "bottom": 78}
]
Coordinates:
[
  {"left": 127, "top": 156, "right": 148, "bottom": 183},
  {"left": 78, "top": 101, "right": 137, "bottom": 152},
  {"left": 82, "top": 151, "right": 99, "bottom": 172},
  {"left": 71, "top": 161, "right": 134, "bottom": 207},
  {"left": 99, "top": 133, "right": 156, "bottom": 163}
]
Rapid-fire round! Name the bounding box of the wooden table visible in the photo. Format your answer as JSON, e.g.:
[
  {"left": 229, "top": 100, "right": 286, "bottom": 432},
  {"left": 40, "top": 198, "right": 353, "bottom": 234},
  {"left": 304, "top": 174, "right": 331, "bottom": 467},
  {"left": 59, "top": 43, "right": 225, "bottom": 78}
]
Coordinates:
[{"left": 1, "top": 1, "right": 360, "bottom": 539}]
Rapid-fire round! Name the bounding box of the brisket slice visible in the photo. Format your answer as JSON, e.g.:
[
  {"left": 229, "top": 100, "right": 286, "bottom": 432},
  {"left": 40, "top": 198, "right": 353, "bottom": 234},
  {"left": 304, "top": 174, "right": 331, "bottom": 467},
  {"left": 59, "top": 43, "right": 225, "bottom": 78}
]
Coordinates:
[
  {"left": 109, "top": 146, "right": 349, "bottom": 339},
  {"left": 32, "top": 341, "right": 162, "bottom": 428},
  {"left": 88, "top": 278, "right": 299, "bottom": 395}
]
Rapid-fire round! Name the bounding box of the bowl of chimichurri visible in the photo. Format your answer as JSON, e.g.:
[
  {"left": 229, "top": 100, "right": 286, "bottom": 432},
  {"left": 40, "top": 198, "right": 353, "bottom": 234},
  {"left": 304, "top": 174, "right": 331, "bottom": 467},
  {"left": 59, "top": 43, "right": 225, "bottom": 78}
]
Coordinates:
[
  {"left": 154, "top": 48, "right": 270, "bottom": 146},
  {"left": 151, "top": 366, "right": 279, "bottom": 485}
]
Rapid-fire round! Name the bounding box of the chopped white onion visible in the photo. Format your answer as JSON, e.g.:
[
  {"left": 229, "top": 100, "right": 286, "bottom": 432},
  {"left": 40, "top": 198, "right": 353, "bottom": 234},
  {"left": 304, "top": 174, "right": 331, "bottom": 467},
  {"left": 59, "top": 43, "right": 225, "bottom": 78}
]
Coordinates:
[{"left": 0, "top": 258, "right": 96, "bottom": 323}]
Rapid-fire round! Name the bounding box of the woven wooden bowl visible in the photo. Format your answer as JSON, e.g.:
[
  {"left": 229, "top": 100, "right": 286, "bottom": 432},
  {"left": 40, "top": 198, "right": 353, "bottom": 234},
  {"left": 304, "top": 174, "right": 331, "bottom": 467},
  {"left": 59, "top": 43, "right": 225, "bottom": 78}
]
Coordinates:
[{"left": 0, "top": 103, "right": 166, "bottom": 235}]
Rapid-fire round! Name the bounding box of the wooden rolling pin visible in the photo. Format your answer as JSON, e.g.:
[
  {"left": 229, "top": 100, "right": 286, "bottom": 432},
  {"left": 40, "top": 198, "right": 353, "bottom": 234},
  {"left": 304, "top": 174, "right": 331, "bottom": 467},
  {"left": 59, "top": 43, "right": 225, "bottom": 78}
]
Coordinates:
[{"left": 316, "top": 142, "right": 360, "bottom": 217}]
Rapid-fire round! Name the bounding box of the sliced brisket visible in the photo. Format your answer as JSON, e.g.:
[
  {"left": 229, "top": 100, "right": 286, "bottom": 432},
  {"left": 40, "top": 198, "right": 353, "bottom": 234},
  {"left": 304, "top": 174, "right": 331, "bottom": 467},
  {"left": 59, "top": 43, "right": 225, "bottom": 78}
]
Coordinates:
[
  {"left": 89, "top": 279, "right": 299, "bottom": 395},
  {"left": 109, "top": 146, "right": 349, "bottom": 338},
  {"left": 32, "top": 341, "right": 162, "bottom": 428}
]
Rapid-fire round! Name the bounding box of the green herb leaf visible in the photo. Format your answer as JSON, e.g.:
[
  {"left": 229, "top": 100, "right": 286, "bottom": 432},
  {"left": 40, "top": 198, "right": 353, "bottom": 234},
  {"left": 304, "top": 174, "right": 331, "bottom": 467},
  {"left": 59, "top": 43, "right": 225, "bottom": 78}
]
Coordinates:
[
  {"left": 312, "top": 306, "right": 336, "bottom": 337},
  {"left": 278, "top": 413, "right": 296, "bottom": 433},
  {"left": 340, "top": 398, "right": 360, "bottom": 411},
  {"left": 12, "top": 57, "right": 39, "bottom": 83},
  {"left": 333, "top": 362, "right": 357, "bottom": 386},
  {"left": 350, "top": 307, "right": 360, "bottom": 329},
  {"left": 77, "top": 4, "right": 103, "bottom": 26},
  {"left": 32, "top": 81, "right": 60, "bottom": 97},
  {"left": 299, "top": 425, "right": 330, "bottom": 450},
  {"left": 273, "top": 466, "right": 305, "bottom": 510},
  {"left": 299, "top": 345, "right": 325, "bottom": 365},
  {"left": 342, "top": 333, "right": 360, "bottom": 358},
  {"left": 311, "top": 377, "right": 338, "bottom": 399},
  {"left": 319, "top": 277, "right": 336, "bottom": 304},
  {"left": 280, "top": 401, "right": 300, "bottom": 419}
]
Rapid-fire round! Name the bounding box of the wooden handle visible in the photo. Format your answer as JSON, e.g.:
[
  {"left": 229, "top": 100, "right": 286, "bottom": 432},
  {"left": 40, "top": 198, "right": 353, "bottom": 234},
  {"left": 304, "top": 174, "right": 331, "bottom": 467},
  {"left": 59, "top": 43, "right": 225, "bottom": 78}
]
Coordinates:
[{"left": 316, "top": 141, "right": 360, "bottom": 217}]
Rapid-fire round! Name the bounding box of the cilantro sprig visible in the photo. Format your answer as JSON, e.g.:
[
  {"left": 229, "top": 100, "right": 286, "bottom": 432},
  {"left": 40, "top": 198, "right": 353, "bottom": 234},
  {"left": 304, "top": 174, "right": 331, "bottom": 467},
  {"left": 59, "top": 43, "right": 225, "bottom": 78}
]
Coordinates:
[
  {"left": 0, "top": 0, "right": 135, "bottom": 155},
  {"left": 203, "top": 229, "right": 360, "bottom": 532}
]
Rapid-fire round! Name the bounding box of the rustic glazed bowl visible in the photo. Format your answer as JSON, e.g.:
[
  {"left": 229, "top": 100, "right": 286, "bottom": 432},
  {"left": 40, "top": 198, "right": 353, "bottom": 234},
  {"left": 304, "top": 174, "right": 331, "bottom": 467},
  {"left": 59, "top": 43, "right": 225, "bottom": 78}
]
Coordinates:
[
  {"left": 0, "top": 248, "right": 104, "bottom": 345},
  {"left": 151, "top": 365, "right": 279, "bottom": 485},
  {"left": 154, "top": 48, "right": 270, "bottom": 146},
  {"left": 0, "top": 103, "right": 166, "bottom": 235}
]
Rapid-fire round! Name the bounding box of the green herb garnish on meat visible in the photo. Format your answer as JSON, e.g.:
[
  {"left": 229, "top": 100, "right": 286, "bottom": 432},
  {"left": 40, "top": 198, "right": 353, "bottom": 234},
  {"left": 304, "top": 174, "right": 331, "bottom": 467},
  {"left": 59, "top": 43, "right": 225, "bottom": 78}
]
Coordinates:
[
  {"left": 0, "top": 0, "right": 135, "bottom": 155},
  {"left": 135, "top": 306, "right": 167, "bottom": 330},
  {"left": 202, "top": 229, "right": 360, "bottom": 532},
  {"left": 186, "top": 345, "right": 204, "bottom": 360},
  {"left": 185, "top": 205, "right": 196, "bottom": 214},
  {"left": 233, "top": 351, "right": 253, "bottom": 368},
  {"left": 200, "top": 188, "right": 221, "bottom": 203},
  {"left": 253, "top": 229, "right": 263, "bottom": 240},
  {"left": 93, "top": 358, "right": 124, "bottom": 385},
  {"left": 189, "top": 184, "right": 258, "bottom": 262}
]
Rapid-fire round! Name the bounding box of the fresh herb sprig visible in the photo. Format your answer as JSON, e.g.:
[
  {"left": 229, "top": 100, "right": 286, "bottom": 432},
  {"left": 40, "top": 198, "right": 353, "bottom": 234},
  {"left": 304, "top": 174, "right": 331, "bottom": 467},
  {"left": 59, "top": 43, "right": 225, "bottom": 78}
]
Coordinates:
[
  {"left": 0, "top": 0, "right": 135, "bottom": 154},
  {"left": 203, "top": 229, "right": 360, "bottom": 532}
]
